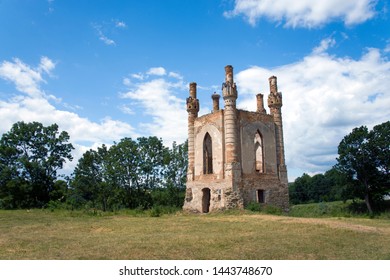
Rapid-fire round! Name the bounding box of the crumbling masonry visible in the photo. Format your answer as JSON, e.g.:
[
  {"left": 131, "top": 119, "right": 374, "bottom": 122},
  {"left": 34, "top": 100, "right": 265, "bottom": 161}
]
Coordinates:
[{"left": 183, "top": 65, "right": 289, "bottom": 213}]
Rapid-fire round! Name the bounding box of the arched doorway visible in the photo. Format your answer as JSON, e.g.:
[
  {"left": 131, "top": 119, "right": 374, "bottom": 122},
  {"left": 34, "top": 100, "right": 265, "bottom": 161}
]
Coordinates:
[{"left": 202, "top": 188, "right": 211, "bottom": 213}]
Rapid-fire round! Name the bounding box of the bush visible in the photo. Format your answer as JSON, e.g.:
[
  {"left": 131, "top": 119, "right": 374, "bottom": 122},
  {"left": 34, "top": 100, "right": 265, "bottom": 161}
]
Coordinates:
[
  {"left": 46, "top": 200, "right": 64, "bottom": 212},
  {"left": 245, "top": 202, "right": 283, "bottom": 215},
  {"left": 149, "top": 205, "right": 162, "bottom": 217},
  {"left": 263, "top": 205, "right": 283, "bottom": 215},
  {"left": 246, "top": 202, "right": 262, "bottom": 212}
]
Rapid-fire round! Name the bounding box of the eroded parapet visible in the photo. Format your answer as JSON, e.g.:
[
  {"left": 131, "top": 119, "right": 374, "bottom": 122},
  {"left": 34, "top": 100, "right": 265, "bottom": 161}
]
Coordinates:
[
  {"left": 256, "top": 93, "right": 267, "bottom": 114},
  {"left": 267, "top": 76, "right": 282, "bottom": 109},
  {"left": 222, "top": 65, "right": 238, "bottom": 103},
  {"left": 212, "top": 93, "right": 220, "bottom": 112},
  {"left": 187, "top": 82, "right": 200, "bottom": 115}
]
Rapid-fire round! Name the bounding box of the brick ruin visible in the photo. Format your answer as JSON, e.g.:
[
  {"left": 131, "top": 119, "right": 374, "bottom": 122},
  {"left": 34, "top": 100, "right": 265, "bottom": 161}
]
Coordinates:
[{"left": 183, "top": 65, "right": 289, "bottom": 213}]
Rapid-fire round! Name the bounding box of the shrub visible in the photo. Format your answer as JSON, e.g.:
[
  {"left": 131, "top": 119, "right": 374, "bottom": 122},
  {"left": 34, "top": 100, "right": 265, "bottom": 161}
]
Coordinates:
[
  {"left": 246, "top": 202, "right": 262, "bottom": 212},
  {"left": 263, "top": 205, "right": 282, "bottom": 215},
  {"left": 149, "top": 205, "right": 162, "bottom": 217}
]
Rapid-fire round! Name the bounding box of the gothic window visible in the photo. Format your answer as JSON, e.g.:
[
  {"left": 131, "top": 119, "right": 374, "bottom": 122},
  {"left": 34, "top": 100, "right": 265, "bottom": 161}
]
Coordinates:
[
  {"left": 254, "top": 131, "right": 264, "bottom": 173},
  {"left": 203, "top": 133, "right": 213, "bottom": 174}
]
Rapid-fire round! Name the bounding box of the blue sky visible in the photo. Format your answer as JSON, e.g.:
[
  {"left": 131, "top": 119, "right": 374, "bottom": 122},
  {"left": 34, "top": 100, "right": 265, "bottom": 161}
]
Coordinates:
[{"left": 0, "top": 0, "right": 389, "bottom": 181}]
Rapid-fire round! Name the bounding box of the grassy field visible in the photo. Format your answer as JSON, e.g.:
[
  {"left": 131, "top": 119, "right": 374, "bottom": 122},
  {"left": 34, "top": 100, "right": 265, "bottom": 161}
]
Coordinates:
[{"left": 1, "top": 209, "right": 390, "bottom": 260}]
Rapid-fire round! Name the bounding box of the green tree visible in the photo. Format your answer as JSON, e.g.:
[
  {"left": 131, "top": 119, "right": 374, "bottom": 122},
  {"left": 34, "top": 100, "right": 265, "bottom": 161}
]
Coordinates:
[
  {"left": 137, "top": 136, "right": 166, "bottom": 190},
  {"left": 323, "top": 168, "right": 353, "bottom": 202},
  {"left": 71, "top": 137, "right": 188, "bottom": 210},
  {"left": 0, "top": 121, "right": 74, "bottom": 208},
  {"left": 289, "top": 173, "right": 312, "bottom": 204},
  {"left": 107, "top": 137, "right": 148, "bottom": 208},
  {"left": 154, "top": 140, "right": 187, "bottom": 207},
  {"left": 70, "top": 145, "right": 123, "bottom": 211},
  {"left": 289, "top": 167, "right": 352, "bottom": 205},
  {"left": 336, "top": 121, "right": 390, "bottom": 214}
]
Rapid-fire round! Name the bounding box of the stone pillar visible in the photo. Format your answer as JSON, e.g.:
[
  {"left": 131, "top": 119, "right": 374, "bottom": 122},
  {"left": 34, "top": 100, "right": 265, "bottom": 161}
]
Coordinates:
[
  {"left": 222, "top": 65, "right": 242, "bottom": 196},
  {"left": 212, "top": 93, "right": 220, "bottom": 112},
  {"left": 267, "top": 76, "right": 287, "bottom": 184},
  {"left": 222, "top": 65, "right": 239, "bottom": 164},
  {"left": 186, "top": 82, "right": 199, "bottom": 181},
  {"left": 256, "top": 93, "right": 266, "bottom": 114}
]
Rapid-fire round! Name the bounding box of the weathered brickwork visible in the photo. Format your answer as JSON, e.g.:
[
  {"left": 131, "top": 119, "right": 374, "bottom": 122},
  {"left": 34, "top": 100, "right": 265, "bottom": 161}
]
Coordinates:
[{"left": 183, "top": 65, "right": 289, "bottom": 213}]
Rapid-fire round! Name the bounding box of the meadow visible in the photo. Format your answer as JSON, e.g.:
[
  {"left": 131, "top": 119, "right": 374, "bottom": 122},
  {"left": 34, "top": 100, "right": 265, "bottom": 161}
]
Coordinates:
[{"left": 1, "top": 207, "right": 390, "bottom": 260}]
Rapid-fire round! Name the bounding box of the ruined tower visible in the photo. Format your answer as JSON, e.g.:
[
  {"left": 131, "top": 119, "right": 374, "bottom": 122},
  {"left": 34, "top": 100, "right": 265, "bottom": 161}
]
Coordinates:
[{"left": 183, "top": 65, "right": 289, "bottom": 213}]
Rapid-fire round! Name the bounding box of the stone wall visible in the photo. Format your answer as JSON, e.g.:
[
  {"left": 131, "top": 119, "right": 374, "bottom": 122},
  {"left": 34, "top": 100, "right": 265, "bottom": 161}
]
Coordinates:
[
  {"left": 184, "top": 66, "right": 289, "bottom": 213},
  {"left": 240, "top": 175, "right": 289, "bottom": 211},
  {"left": 183, "top": 179, "right": 243, "bottom": 213},
  {"left": 193, "top": 111, "right": 224, "bottom": 179},
  {"left": 239, "top": 111, "right": 278, "bottom": 175}
]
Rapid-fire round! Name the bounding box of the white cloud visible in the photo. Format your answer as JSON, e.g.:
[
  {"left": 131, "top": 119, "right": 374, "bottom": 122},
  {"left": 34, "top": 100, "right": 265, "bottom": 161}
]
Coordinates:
[
  {"left": 92, "top": 23, "right": 116, "bottom": 46},
  {"left": 115, "top": 21, "right": 127, "bottom": 28},
  {"left": 121, "top": 69, "right": 187, "bottom": 145},
  {"left": 130, "top": 73, "right": 144, "bottom": 80},
  {"left": 146, "top": 67, "right": 167, "bottom": 76},
  {"left": 0, "top": 57, "right": 46, "bottom": 97},
  {"left": 118, "top": 104, "right": 135, "bottom": 115},
  {"left": 312, "top": 37, "right": 336, "bottom": 54},
  {"left": 224, "top": 0, "right": 377, "bottom": 28},
  {"left": 385, "top": 39, "right": 390, "bottom": 53},
  {"left": 235, "top": 41, "right": 390, "bottom": 180},
  {"left": 168, "top": 71, "right": 184, "bottom": 80},
  {"left": 38, "top": 56, "right": 56, "bottom": 75},
  {"left": 98, "top": 32, "right": 116, "bottom": 46},
  {"left": 0, "top": 57, "right": 137, "bottom": 175}
]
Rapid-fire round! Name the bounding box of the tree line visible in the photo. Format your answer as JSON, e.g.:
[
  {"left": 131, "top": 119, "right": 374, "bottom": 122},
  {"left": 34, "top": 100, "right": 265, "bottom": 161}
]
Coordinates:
[
  {"left": 289, "top": 121, "right": 389, "bottom": 214},
  {"left": 1, "top": 120, "right": 389, "bottom": 214},
  {"left": 0, "top": 121, "right": 187, "bottom": 211}
]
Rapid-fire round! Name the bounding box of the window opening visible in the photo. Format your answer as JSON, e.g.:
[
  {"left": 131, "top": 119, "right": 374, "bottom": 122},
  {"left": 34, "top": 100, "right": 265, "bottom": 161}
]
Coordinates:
[
  {"left": 257, "top": 189, "right": 265, "bottom": 203},
  {"left": 203, "top": 133, "right": 213, "bottom": 174},
  {"left": 254, "top": 131, "right": 264, "bottom": 173}
]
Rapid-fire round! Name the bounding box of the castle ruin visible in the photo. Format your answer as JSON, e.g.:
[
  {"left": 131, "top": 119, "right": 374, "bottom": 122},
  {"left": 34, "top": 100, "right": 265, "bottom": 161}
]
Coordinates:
[{"left": 183, "top": 65, "right": 289, "bottom": 213}]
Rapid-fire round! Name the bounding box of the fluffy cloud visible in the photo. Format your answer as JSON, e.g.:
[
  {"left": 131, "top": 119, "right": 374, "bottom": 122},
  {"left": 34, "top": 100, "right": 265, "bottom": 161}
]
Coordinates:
[
  {"left": 224, "top": 0, "right": 377, "bottom": 28},
  {"left": 235, "top": 40, "right": 390, "bottom": 179},
  {"left": 0, "top": 57, "right": 51, "bottom": 97},
  {"left": 121, "top": 67, "right": 188, "bottom": 145},
  {"left": 146, "top": 67, "right": 167, "bottom": 76},
  {"left": 0, "top": 57, "right": 136, "bottom": 175}
]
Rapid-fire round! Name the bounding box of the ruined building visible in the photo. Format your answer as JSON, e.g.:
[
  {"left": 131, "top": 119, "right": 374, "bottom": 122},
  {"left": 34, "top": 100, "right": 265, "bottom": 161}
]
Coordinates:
[{"left": 183, "top": 65, "right": 289, "bottom": 213}]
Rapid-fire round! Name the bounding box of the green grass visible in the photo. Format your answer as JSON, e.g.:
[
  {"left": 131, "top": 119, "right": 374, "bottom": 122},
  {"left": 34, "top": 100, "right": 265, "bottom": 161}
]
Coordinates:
[
  {"left": 1, "top": 209, "right": 390, "bottom": 260},
  {"left": 288, "top": 200, "right": 390, "bottom": 218}
]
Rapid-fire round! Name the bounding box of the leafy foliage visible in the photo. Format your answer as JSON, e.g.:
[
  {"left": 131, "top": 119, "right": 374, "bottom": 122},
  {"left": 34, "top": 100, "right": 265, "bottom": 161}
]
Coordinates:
[
  {"left": 0, "top": 122, "right": 74, "bottom": 208},
  {"left": 70, "top": 137, "right": 187, "bottom": 211},
  {"left": 289, "top": 121, "right": 389, "bottom": 214},
  {"left": 336, "top": 121, "right": 390, "bottom": 214},
  {"left": 289, "top": 168, "right": 351, "bottom": 205}
]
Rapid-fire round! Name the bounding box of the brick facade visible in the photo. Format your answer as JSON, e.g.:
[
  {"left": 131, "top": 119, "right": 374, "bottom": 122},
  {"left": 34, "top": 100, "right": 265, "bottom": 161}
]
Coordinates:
[{"left": 183, "top": 65, "right": 289, "bottom": 213}]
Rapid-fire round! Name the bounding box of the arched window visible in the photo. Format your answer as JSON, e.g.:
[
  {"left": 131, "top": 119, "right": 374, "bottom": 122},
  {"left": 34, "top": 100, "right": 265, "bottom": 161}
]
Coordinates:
[
  {"left": 203, "top": 133, "right": 213, "bottom": 174},
  {"left": 254, "top": 131, "right": 264, "bottom": 173}
]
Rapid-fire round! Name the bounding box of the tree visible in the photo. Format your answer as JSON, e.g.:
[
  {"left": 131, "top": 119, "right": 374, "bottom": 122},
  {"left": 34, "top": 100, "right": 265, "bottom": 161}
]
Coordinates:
[
  {"left": 155, "top": 140, "right": 188, "bottom": 207},
  {"left": 71, "top": 136, "right": 169, "bottom": 210},
  {"left": 289, "top": 173, "right": 312, "bottom": 204},
  {"left": 289, "top": 168, "right": 353, "bottom": 205},
  {"left": 0, "top": 121, "right": 74, "bottom": 208},
  {"left": 70, "top": 145, "right": 124, "bottom": 211},
  {"left": 107, "top": 137, "right": 147, "bottom": 209},
  {"left": 336, "top": 121, "right": 390, "bottom": 214}
]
